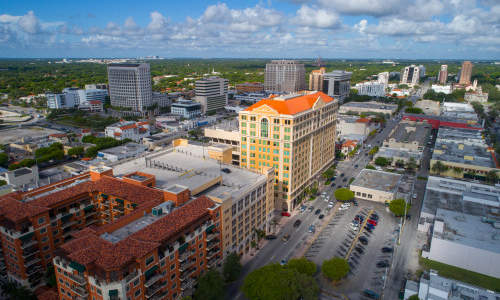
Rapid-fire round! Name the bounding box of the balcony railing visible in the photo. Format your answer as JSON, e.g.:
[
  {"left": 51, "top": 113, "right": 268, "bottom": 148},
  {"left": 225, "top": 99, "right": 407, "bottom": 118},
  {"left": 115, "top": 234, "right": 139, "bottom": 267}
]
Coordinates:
[
  {"left": 144, "top": 273, "right": 163, "bottom": 288},
  {"left": 180, "top": 278, "right": 195, "bottom": 291},
  {"left": 124, "top": 270, "right": 139, "bottom": 283},
  {"left": 71, "top": 285, "right": 89, "bottom": 297},
  {"left": 25, "top": 257, "right": 41, "bottom": 267},
  {"left": 27, "top": 266, "right": 42, "bottom": 276},
  {"left": 145, "top": 280, "right": 167, "bottom": 298},
  {"left": 206, "top": 232, "right": 218, "bottom": 242},
  {"left": 180, "top": 268, "right": 196, "bottom": 281},
  {"left": 207, "top": 240, "right": 219, "bottom": 250},
  {"left": 207, "top": 249, "right": 219, "bottom": 260},
  {"left": 151, "top": 290, "right": 169, "bottom": 300},
  {"left": 21, "top": 240, "right": 37, "bottom": 249},
  {"left": 22, "top": 246, "right": 39, "bottom": 258},
  {"left": 69, "top": 273, "right": 86, "bottom": 285},
  {"left": 179, "top": 259, "right": 195, "bottom": 272}
]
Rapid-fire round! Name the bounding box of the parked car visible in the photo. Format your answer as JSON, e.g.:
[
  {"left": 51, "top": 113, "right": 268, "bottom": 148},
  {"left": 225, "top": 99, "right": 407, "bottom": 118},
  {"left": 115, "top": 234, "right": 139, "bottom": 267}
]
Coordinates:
[
  {"left": 353, "top": 200, "right": 358, "bottom": 206},
  {"left": 354, "top": 164, "right": 358, "bottom": 168},
  {"left": 367, "top": 219, "right": 378, "bottom": 226},
  {"left": 319, "top": 214, "right": 324, "bottom": 219},
  {"left": 359, "top": 236, "right": 368, "bottom": 245},
  {"left": 265, "top": 235, "right": 277, "bottom": 240},
  {"left": 354, "top": 247, "right": 364, "bottom": 254},
  {"left": 369, "top": 214, "right": 379, "bottom": 221},
  {"left": 282, "top": 234, "right": 290, "bottom": 242},
  {"left": 376, "top": 261, "right": 389, "bottom": 268},
  {"left": 340, "top": 173, "right": 345, "bottom": 177},
  {"left": 308, "top": 206, "right": 314, "bottom": 212},
  {"left": 381, "top": 247, "right": 393, "bottom": 253},
  {"left": 293, "top": 220, "right": 302, "bottom": 228},
  {"left": 315, "top": 209, "right": 321, "bottom": 215},
  {"left": 342, "top": 178, "right": 347, "bottom": 182},
  {"left": 363, "top": 289, "right": 380, "bottom": 299},
  {"left": 308, "top": 225, "right": 316, "bottom": 233},
  {"left": 280, "top": 259, "right": 287, "bottom": 266},
  {"left": 341, "top": 203, "right": 351, "bottom": 208},
  {"left": 281, "top": 211, "right": 291, "bottom": 217}
]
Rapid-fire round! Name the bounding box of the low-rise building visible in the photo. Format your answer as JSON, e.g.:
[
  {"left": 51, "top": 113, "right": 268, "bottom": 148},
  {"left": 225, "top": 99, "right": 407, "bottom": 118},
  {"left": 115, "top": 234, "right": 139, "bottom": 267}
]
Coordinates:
[
  {"left": 171, "top": 99, "right": 202, "bottom": 119},
  {"left": 404, "top": 271, "right": 500, "bottom": 300},
  {"left": 339, "top": 101, "right": 398, "bottom": 116},
  {"left": 414, "top": 100, "right": 440, "bottom": 115},
  {"left": 234, "top": 92, "right": 270, "bottom": 104},
  {"left": 465, "top": 88, "right": 489, "bottom": 103},
  {"left": 441, "top": 102, "right": 478, "bottom": 121},
  {"left": 105, "top": 121, "right": 151, "bottom": 142},
  {"left": 431, "top": 84, "right": 452, "bottom": 94},
  {"left": 142, "top": 132, "right": 184, "bottom": 150},
  {"left": 204, "top": 120, "right": 240, "bottom": 166},
  {"left": 236, "top": 82, "right": 264, "bottom": 93},
  {"left": 402, "top": 114, "right": 482, "bottom": 130},
  {"left": 430, "top": 127, "right": 499, "bottom": 180},
  {"left": 1, "top": 166, "right": 39, "bottom": 191},
  {"left": 421, "top": 209, "right": 500, "bottom": 278},
  {"left": 340, "top": 140, "right": 359, "bottom": 156},
  {"left": 350, "top": 169, "right": 402, "bottom": 203},
  {"left": 337, "top": 115, "right": 379, "bottom": 142},
  {"left": 354, "top": 81, "right": 386, "bottom": 97},
  {"left": 152, "top": 91, "right": 172, "bottom": 108},
  {"left": 97, "top": 142, "right": 148, "bottom": 162},
  {"left": 383, "top": 119, "right": 432, "bottom": 153},
  {"left": 419, "top": 175, "right": 500, "bottom": 233}
]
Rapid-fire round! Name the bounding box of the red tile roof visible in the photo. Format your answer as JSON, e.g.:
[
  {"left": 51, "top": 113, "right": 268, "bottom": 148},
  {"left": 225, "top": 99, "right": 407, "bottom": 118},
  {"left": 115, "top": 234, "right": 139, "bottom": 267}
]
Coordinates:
[
  {"left": 342, "top": 140, "right": 357, "bottom": 148},
  {"left": 120, "top": 124, "right": 137, "bottom": 130},
  {"left": 88, "top": 100, "right": 102, "bottom": 105},
  {"left": 63, "top": 196, "right": 216, "bottom": 271},
  {"left": 49, "top": 133, "right": 67, "bottom": 138},
  {"left": 244, "top": 91, "right": 335, "bottom": 115},
  {"left": 0, "top": 194, "right": 48, "bottom": 223},
  {"left": 356, "top": 118, "right": 371, "bottom": 123}
]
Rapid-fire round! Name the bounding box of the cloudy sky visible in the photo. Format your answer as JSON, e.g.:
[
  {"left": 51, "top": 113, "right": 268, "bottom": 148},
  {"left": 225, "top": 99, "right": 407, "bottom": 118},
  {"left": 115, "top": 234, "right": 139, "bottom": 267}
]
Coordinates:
[{"left": 1, "top": 0, "right": 499, "bottom": 59}]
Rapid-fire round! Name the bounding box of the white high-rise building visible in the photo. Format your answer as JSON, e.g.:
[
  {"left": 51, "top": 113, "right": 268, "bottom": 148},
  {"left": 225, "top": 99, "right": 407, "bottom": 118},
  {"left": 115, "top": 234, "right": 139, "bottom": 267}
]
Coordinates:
[
  {"left": 264, "top": 60, "right": 306, "bottom": 93},
  {"left": 354, "top": 82, "right": 386, "bottom": 97},
  {"left": 195, "top": 76, "right": 228, "bottom": 113},
  {"left": 401, "top": 65, "right": 420, "bottom": 86},
  {"left": 418, "top": 64, "right": 426, "bottom": 78},
  {"left": 107, "top": 63, "right": 152, "bottom": 112},
  {"left": 322, "top": 70, "right": 352, "bottom": 102},
  {"left": 377, "top": 72, "right": 389, "bottom": 86}
]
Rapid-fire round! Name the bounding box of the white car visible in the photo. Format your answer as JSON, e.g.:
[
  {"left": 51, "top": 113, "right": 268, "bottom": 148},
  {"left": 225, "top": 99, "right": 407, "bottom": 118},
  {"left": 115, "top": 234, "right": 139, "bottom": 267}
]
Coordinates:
[
  {"left": 339, "top": 206, "right": 348, "bottom": 211},
  {"left": 350, "top": 223, "right": 359, "bottom": 230},
  {"left": 341, "top": 203, "right": 351, "bottom": 208}
]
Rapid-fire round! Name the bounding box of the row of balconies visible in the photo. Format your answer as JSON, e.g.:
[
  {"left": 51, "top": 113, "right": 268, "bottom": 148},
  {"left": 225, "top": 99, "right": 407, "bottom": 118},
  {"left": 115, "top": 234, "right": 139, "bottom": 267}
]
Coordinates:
[
  {"left": 179, "top": 259, "right": 196, "bottom": 272},
  {"left": 144, "top": 273, "right": 163, "bottom": 288},
  {"left": 180, "top": 278, "right": 195, "bottom": 291},
  {"left": 71, "top": 285, "right": 89, "bottom": 297},
  {"left": 180, "top": 268, "right": 196, "bottom": 281},
  {"left": 145, "top": 280, "right": 167, "bottom": 298}
]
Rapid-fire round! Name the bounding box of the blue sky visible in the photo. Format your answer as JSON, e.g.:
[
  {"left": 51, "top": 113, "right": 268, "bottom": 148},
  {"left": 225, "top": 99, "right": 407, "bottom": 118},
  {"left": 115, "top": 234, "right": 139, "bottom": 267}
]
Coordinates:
[{"left": 1, "top": 0, "right": 499, "bottom": 59}]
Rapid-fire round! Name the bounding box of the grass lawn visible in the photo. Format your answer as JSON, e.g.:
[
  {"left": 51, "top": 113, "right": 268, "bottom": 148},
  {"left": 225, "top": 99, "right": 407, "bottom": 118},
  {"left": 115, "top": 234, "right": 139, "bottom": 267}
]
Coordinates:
[
  {"left": 419, "top": 256, "right": 500, "bottom": 292},
  {"left": 54, "top": 114, "right": 118, "bottom": 130}
]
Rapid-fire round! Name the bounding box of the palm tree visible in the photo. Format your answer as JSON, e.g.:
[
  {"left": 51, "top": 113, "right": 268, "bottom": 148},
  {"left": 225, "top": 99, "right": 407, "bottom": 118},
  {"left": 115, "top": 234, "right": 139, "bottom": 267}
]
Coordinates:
[
  {"left": 452, "top": 167, "right": 462, "bottom": 175},
  {"left": 486, "top": 170, "right": 498, "bottom": 184},
  {"left": 431, "top": 161, "right": 448, "bottom": 174}
]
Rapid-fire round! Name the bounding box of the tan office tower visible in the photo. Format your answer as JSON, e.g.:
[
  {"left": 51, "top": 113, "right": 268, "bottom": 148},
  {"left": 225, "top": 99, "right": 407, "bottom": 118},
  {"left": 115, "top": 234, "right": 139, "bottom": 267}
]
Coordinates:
[
  {"left": 309, "top": 67, "right": 326, "bottom": 91},
  {"left": 239, "top": 91, "right": 337, "bottom": 212},
  {"left": 264, "top": 60, "right": 306, "bottom": 93},
  {"left": 459, "top": 61, "right": 473, "bottom": 85},
  {"left": 438, "top": 65, "right": 448, "bottom": 84}
]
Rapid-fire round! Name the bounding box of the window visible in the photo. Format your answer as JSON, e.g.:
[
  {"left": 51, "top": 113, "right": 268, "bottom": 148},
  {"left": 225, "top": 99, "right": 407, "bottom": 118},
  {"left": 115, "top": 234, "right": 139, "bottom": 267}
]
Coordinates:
[
  {"left": 133, "top": 279, "right": 140, "bottom": 286},
  {"left": 40, "top": 228, "right": 47, "bottom": 234},
  {"left": 241, "top": 122, "right": 246, "bottom": 127},
  {"left": 284, "top": 120, "right": 291, "bottom": 125},
  {"left": 250, "top": 116, "right": 256, "bottom": 121},
  {"left": 38, "top": 217, "right": 45, "bottom": 224},
  {"left": 250, "top": 123, "right": 256, "bottom": 128},
  {"left": 274, "top": 119, "right": 280, "bottom": 124},
  {"left": 134, "top": 289, "right": 141, "bottom": 297},
  {"left": 241, "top": 115, "right": 247, "bottom": 120},
  {"left": 284, "top": 135, "right": 290, "bottom": 141},
  {"left": 284, "top": 143, "right": 290, "bottom": 148},
  {"left": 273, "top": 134, "right": 279, "bottom": 139},
  {"left": 145, "top": 255, "right": 154, "bottom": 266},
  {"left": 284, "top": 127, "right": 291, "bottom": 133},
  {"left": 260, "top": 118, "right": 269, "bottom": 137},
  {"left": 242, "top": 130, "right": 247, "bottom": 135},
  {"left": 250, "top": 131, "right": 255, "bottom": 136}
]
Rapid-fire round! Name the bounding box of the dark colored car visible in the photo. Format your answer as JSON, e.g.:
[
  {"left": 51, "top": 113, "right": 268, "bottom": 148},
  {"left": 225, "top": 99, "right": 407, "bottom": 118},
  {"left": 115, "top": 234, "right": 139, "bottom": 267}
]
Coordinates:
[
  {"left": 359, "top": 236, "right": 368, "bottom": 245},
  {"left": 366, "top": 223, "right": 375, "bottom": 229},
  {"left": 343, "top": 178, "right": 347, "bottom": 182},
  {"left": 381, "top": 247, "right": 394, "bottom": 253},
  {"left": 376, "top": 261, "right": 389, "bottom": 268},
  {"left": 353, "top": 200, "right": 358, "bottom": 206},
  {"left": 315, "top": 209, "right": 321, "bottom": 215},
  {"left": 293, "top": 220, "right": 302, "bottom": 228},
  {"left": 221, "top": 168, "right": 231, "bottom": 173},
  {"left": 363, "top": 289, "right": 380, "bottom": 299},
  {"left": 340, "top": 173, "right": 345, "bottom": 177},
  {"left": 370, "top": 214, "right": 379, "bottom": 221},
  {"left": 354, "top": 247, "right": 364, "bottom": 254},
  {"left": 364, "top": 226, "right": 373, "bottom": 233},
  {"left": 354, "top": 164, "right": 358, "bottom": 168},
  {"left": 265, "top": 235, "right": 277, "bottom": 240},
  {"left": 319, "top": 214, "right": 324, "bottom": 219}
]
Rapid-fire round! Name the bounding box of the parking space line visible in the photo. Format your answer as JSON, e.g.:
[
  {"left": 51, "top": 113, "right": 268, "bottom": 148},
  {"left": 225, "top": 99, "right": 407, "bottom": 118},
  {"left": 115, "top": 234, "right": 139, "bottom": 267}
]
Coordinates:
[{"left": 345, "top": 209, "right": 374, "bottom": 259}]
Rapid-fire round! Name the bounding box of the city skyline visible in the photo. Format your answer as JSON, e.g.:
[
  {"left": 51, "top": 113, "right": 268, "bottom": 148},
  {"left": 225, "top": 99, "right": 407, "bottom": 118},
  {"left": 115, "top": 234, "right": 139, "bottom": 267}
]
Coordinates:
[{"left": 1, "top": 0, "right": 499, "bottom": 59}]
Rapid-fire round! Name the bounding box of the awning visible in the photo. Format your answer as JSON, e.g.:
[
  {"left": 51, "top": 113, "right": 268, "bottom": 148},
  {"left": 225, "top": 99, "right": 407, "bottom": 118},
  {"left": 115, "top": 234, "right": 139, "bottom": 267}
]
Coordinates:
[
  {"left": 144, "top": 265, "right": 159, "bottom": 278},
  {"left": 115, "top": 198, "right": 124, "bottom": 204},
  {"left": 131, "top": 203, "right": 138, "bottom": 208},
  {"left": 84, "top": 205, "right": 95, "bottom": 212},
  {"left": 179, "top": 243, "right": 188, "bottom": 251},
  {"left": 61, "top": 213, "right": 73, "bottom": 222},
  {"left": 108, "top": 289, "right": 118, "bottom": 296},
  {"left": 69, "top": 261, "right": 86, "bottom": 272}
]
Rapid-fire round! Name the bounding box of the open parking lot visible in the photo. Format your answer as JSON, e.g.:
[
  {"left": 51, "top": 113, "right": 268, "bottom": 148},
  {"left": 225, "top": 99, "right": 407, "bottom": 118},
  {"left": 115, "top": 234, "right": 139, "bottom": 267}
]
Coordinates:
[{"left": 304, "top": 199, "right": 399, "bottom": 299}]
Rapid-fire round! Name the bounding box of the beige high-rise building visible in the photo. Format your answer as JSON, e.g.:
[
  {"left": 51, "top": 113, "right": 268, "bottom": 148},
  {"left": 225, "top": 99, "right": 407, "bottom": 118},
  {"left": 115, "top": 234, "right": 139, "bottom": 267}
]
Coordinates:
[
  {"left": 239, "top": 91, "right": 337, "bottom": 211},
  {"left": 459, "top": 61, "right": 473, "bottom": 85},
  {"left": 438, "top": 65, "right": 448, "bottom": 84},
  {"left": 264, "top": 60, "right": 306, "bottom": 93},
  {"left": 309, "top": 67, "right": 326, "bottom": 91}
]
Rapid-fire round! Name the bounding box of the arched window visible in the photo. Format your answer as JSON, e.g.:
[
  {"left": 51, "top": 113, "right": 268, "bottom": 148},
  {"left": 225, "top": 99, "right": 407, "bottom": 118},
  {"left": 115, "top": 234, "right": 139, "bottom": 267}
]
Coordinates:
[{"left": 261, "top": 118, "right": 269, "bottom": 138}]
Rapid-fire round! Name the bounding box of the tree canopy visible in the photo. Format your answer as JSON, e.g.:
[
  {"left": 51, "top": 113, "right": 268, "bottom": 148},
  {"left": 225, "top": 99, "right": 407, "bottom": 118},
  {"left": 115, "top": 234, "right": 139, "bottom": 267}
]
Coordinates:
[
  {"left": 321, "top": 257, "right": 350, "bottom": 281},
  {"left": 375, "top": 156, "right": 390, "bottom": 167},
  {"left": 408, "top": 295, "right": 420, "bottom": 300},
  {"left": 223, "top": 252, "right": 242, "bottom": 282},
  {"left": 242, "top": 263, "right": 319, "bottom": 300},
  {"left": 0, "top": 152, "right": 8, "bottom": 168},
  {"left": 287, "top": 258, "right": 317, "bottom": 277},
  {"left": 389, "top": 198, "right": 411, "bottom": 217},
  {"left": 334, "top": 188, "right": 354, "bottom": 202},
  {"left": 193, "top": 269, "right": 225, "bottom": 300}
]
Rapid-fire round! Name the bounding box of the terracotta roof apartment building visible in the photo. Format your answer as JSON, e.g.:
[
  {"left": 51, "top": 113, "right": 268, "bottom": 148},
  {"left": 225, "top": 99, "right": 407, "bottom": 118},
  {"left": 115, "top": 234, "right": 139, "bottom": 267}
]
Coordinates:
[{"left": 0, "top": 165, "right": 223, "bottom": 300}]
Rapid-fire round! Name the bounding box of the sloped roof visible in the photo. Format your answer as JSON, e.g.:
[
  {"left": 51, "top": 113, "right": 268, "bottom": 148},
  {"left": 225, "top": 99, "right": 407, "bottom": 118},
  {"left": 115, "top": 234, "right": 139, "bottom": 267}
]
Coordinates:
[{"left": 244, "top": 91, "right": 335, "bottom": 115}]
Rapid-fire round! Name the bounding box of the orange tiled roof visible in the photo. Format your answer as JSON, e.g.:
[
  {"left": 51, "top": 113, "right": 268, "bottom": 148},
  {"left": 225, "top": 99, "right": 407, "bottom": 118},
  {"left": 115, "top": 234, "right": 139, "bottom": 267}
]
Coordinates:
[
  {"left": 49, "top": 133, "right": 67, "bottom": 138},
  {"left": 356, "top": 118, "right": 370, "bottom": 123},
  {"left": 114, "top": 132, "right": 122, "bottom": 137},
  {"left": 0, "top": 194, "right": 48, "bottom": 223},
  {"left": 120, "top": 124, "right": 137, "bottom": 130},
  {"left": 36, "top": 287, "right": 59, "bottom": 300},
  {"left": 342, "top": 140, "right": 357, "bottom": 148},
  {"left": 244, "top": 91, "right": 334, "bottom": 115},
  {"left": 62, "top": 196, "right": 215, "bottom": 271}
]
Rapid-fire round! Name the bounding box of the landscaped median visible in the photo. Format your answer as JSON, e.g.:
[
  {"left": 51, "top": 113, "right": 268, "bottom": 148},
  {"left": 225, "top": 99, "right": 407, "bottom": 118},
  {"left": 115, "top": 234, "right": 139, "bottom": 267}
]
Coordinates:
[{"left": 419, "top": 256, "right": 500, "bottom": 292}]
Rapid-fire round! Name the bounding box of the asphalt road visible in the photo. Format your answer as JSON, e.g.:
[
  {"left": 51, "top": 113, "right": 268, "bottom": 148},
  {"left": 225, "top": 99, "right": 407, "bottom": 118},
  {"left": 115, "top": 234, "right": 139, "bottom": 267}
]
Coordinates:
[{"left": 225, "top": 114, "right": 402, "bottom": 300}]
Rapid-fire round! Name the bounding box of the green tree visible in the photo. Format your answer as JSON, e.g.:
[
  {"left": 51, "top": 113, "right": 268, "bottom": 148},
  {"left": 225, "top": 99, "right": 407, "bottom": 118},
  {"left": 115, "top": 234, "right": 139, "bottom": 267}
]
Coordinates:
[
  {"left": 223, "top": 252, "right": 242, "bottom": 282},
  {"left": 8, "top": 158, "right": 35, "bottom": 170},
  {"left": 389, "top": 198, "right": 411, "bottom": 217},
  {"left": 322, "top": 167, "right": 335, "bottom": 179},
  {"left": 287, "top": 258, "right": 317, "bottom": 276},
  {"left": 368, "top": 146, "right": 379, "bottom": 156},
  {"left": 408, "top": 295, "right": 420, "bottom": 300},
  {"left": 68, "top": 146, "right": 84, "bottom": 157},
  {"left": 431, "top": 161, "right": 449, "bottom": 174},
  {"left": 242, "top": 263, "right": 319, "bottom": 300},
  {"left": 486, "top": 170, "right": 498, "bottom": 184},
  {"left": 334, "top": 188, "right": 354, "bottom": 202},
  {"left": 321, "top": 257, "right": 350, "bottom": 281},
  {"left": 0, "top": 281, "right": 36, "bottom": 300},
  {"left": 193, "top": 269, "right": 225, "bottom": 300},
  {"left": 0, "top": 152, "right": 8, "bottom": 167},
  {"left": 406, "top": 157, "right": 418, "bottom": 171},
  {"left": 405, "top": 107, "right": 424, "bottom": 114},
  {"left": 45, "top": 265, "right": 57, "bottom": 287},
  {"left": 365, "top": 164, "right": 376, "bottom": 170},
  {"left": 0, "top": 180, "right": 6, "bottom": 186},
  {"left": 375, "top": 157, "right": 390, "bottom": 166}
]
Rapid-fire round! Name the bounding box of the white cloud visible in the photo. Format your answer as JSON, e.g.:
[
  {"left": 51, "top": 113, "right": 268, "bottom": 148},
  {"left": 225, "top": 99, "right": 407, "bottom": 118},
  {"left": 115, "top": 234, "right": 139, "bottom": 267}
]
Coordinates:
[
  {"left": 293, "top": 5, "right": 341, "bottom": 29},
  {"left": 318, "top": 0, "right": 401, "bottom": 16}
]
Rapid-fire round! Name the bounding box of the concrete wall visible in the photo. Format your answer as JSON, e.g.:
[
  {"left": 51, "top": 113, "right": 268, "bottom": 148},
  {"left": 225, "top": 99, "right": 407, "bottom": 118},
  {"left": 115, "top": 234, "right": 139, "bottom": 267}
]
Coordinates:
[
  {"left": 350, "top": 185, "right": 395, "bottom": 203},
  {"left": 423, "top": 237, "right": 500, "bottom": 278}
]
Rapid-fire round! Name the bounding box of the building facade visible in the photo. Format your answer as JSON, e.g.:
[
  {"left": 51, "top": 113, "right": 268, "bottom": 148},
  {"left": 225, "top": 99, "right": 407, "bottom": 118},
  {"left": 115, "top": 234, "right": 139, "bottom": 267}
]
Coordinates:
[
  {"left": 354, "top": 81, "right": 385, "bottom": 97},
  {"left": 308, "top": 67, "right": 326, "bottom": 91},
  {"left": 236, "top": 82, "right": 264, "bottom": 93},
  {"left": 377, "top": 72, "right": 389, "bottom": 86},
  {"left": 239, "top": 91, "right": 337, "bottom": 211},
  {"left": 465, "top": 88, "right": 489, "bottom": 103},
  {"left": 194, "top": 77, "right": 228, "bottom": 113},
  {"left": 322, "top": 70, "right": 352, "bottom": 102},
  {"left": 264, "top": 60, "right": 306, "bottom": 93},
  {"left": 459, "top": 61, "right": 473, "bottom": 85},
  {"left": 401, "top": 65, "right": 420, "bottom": 86},
  {"left": 47, "top": 93, "right": 75, "bottom": 109},
  {"left": 437, "top": 64, "right": 448, "bottom": 84},
  {"left": 107, "top": 63, "right": 153, "bottom": 112},
  {"left": 171, "top": 100, "right": 202, "bottom": 119},
  {"left": 105, "top": 121, "right": 151, "bottom": 142},
  {"left": 350, "top": 169, "right": 402, "bottom": 203}
]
